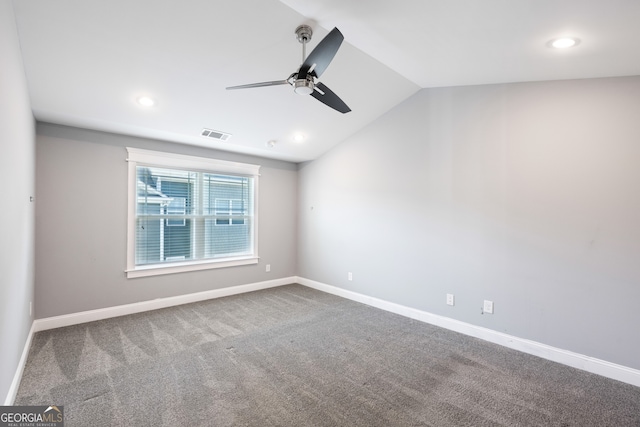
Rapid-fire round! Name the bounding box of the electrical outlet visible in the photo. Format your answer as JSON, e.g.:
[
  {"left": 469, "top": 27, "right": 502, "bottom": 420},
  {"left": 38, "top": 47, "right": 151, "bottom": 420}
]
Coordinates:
[
  {"left": 446, "top": 294, "right": 455, "bottom": 306},
  {"left": 483, "top": 300, "right": 494, "bottom": 314},
  {"left": 265, "top": 264, "right": 271, "bottom": 272},
  {"left": 348, "top": 272, "right": 353, "bottom": 281}
]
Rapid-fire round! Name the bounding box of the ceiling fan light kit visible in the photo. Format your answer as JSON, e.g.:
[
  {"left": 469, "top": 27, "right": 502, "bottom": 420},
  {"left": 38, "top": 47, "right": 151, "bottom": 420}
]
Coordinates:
[
  {"left": 294, "top": 76, "right": 314, "bottom": 95},
  {"left": 226, "top": 24, "right": 351, "bottom": 114}
]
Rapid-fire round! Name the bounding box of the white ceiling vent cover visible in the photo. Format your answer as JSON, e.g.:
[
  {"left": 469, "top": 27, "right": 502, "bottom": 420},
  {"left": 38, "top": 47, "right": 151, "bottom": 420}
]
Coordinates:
[{"left": 201, "top": 128, "right": 232, "bottom": 141}]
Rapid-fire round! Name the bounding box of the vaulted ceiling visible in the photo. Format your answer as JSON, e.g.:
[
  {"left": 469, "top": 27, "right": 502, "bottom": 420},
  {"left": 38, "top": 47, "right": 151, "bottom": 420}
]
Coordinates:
[{"left": 12, "top": 0, "right": 640, "bottom": 162}]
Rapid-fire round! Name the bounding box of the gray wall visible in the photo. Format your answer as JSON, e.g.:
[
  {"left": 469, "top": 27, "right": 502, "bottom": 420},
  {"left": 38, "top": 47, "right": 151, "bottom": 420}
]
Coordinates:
[
  {"left": 298, "top": 76, "right": 640, "bottom": 370},
  {"left": 0, "top": 0, "right": 36, "bottom": 402},
  {"left": 35, "top": 123, "right": 297, "bottom": 318}
]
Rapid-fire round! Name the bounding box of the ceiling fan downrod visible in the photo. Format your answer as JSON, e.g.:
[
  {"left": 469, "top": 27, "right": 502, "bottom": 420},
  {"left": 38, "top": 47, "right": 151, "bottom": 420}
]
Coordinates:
[
  {"left": 295, "top": 24, "right": 313, "bottom": 63},
  {"left": 294, "top": 25, "right": 315, "bottom": 95}
]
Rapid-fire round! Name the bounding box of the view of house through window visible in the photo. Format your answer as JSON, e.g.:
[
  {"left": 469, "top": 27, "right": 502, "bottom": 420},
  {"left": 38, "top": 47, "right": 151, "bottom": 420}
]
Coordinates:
[
  {"left": 136, "top": 166, "right": 253, "bottom": 265},
  {"left": 127, "top": 148, "right": 260, "bottom": 277}
]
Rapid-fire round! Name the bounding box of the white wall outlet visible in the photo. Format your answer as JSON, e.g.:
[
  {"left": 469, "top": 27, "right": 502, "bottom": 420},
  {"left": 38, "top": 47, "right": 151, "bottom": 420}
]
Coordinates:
[
  {"left": 483, "top": 300, "right": 494, "bottom": 314},
  {"left": 265, "top": 264, "right": 271, "bottom": 272},
  {"left": 446, "top": 294, "right": 455, "bottom": 306},
  {"left": 348, "top": 272, "right": 353, "bottom": 281}
]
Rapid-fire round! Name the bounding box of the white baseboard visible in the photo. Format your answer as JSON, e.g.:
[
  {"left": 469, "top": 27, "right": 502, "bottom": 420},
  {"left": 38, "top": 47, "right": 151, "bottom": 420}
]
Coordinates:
[
  {"left": 4, "top": 322, "right": 36, "bottom": 405},
  {"left": 33, "top": 277, "right": 296, "bottom": 332},
  {"left": 296, "top": 277, "right": 640, "bottom": 388}
]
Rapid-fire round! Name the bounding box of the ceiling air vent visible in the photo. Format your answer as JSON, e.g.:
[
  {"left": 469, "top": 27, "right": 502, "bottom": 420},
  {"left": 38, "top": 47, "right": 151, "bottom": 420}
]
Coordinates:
[{"left": 201, "top": 128, "right": 232, "bottom": 141}]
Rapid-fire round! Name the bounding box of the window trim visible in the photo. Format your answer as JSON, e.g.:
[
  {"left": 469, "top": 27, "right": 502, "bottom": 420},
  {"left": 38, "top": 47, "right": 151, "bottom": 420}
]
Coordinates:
[{"left": 126, "top": 147, "right": 260, "bottom": 278}]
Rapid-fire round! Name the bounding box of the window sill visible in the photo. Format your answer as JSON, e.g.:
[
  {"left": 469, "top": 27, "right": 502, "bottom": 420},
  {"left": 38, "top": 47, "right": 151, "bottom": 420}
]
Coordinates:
[{"left": 126, "top": 256, "right": 259, "bottom": 278}]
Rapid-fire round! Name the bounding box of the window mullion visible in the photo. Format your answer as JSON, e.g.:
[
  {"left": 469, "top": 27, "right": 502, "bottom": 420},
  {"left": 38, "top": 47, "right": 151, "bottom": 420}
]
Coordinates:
[{"left": 193, "top": 172, "right": 203, "bottom": 260}]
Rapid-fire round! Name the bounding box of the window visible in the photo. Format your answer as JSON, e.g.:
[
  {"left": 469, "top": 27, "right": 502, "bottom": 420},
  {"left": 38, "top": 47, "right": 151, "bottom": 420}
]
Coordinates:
[{"left": 126, "top": 148, "right": 260, "bottom": 278}]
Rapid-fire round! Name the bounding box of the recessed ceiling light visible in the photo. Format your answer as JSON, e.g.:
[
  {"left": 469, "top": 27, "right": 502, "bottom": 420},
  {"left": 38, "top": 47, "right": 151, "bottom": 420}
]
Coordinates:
[
  {"left": 548, "top": 37, "right": 580, "bottom": 49},
  {"left": 136, "top": 96, "right": 156, "bottom": 107},
  {"left": 293, "top": 133, "right": 305, "bottom": 142}
]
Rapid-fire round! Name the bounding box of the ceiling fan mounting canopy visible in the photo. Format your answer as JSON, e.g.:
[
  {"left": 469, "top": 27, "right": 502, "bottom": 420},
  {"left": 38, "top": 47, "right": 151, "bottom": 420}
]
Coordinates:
[
  {"left": 226, "top": 25, "right": 351, "bottom": 114},
  {"left": 295, "top": 25, "right": 313, "bottom": 44}
]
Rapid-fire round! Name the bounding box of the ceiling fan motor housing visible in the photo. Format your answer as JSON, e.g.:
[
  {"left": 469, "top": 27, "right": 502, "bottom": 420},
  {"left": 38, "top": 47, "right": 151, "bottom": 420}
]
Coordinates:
[{"left": 294, "top": 75, "right": 314, "bottom": 95}]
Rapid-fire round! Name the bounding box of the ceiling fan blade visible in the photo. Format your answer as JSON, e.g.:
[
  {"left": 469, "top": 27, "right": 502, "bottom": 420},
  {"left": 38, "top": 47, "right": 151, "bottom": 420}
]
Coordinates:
[
  {"left": 299, "top": 27, "right": 344, "bottom": 79},
  {"left": 226, "top": 80, "right": 289, "bottom": 90},
  {"left": 310, "top": 82, "right": 351, "bottom": 114}
]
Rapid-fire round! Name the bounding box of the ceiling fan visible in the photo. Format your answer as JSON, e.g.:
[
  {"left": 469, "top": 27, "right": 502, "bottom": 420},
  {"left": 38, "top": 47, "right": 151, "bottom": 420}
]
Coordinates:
[{"left": 226, "top": 25, "right": 351, "bottom": 114}]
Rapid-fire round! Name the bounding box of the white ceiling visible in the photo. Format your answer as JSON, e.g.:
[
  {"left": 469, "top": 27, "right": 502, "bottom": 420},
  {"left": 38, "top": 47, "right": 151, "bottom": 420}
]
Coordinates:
[{"left": 12, "top": 0, "right": 640, "bottom": 163}]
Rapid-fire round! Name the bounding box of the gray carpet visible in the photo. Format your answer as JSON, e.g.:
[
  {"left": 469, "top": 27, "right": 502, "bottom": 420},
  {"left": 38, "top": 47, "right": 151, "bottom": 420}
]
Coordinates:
[{"left": 15, "top": 284, "right": 640, "bottom": 426}]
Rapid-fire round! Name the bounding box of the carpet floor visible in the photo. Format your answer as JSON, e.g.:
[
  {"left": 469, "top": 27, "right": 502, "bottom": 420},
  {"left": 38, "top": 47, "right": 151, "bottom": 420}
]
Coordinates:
[{"left": 15, "top": 284, "right": 640, "bottom": 426}]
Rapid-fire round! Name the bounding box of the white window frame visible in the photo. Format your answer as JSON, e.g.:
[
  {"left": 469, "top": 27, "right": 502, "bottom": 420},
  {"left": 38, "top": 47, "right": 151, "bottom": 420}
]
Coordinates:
[{"left": 126, "top": 147, "right": 260, "bottom": 278}]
